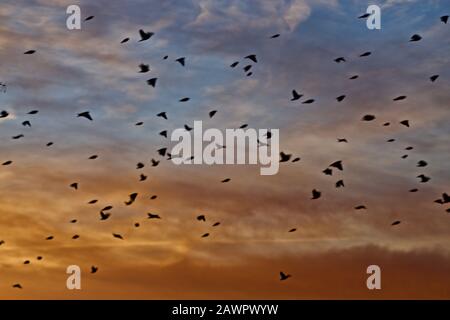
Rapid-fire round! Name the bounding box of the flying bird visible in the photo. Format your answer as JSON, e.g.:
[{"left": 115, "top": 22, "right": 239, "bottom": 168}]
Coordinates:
[
  {"left": 349, "top": 75, "right": 359, "bottom": 80},
  {"left": 334, "top": 57, "right": 346, "bottom": 63},
  {"left": 138, "top": 64, "right": 150, "bottom": 73},
  {"left": 280, "top": 152, "right": 292, "bottom": 162},
  {"left": 179, "top": 97, "right": 190, "bottom": 102},
  {"left": 209, "top": 110, "right": 217, "bottom": 118},
  {"left": 151, "top": 159, "right": 160, "bottom": 167},
  {"left": 302, "top": 99, "right": 315, "bottom": 104},
  {"left": 410, "top": 34, "right": 422, "bottom": 42},
  {"left": 311, "top": 189, "right": 321, "bottom": 200},
  {"left": 270, "top": 34, "right": 280, "bottom": 38},
  {"left": 336, "top": 95, "right": 346, "bottom": 102},
  {"left": 28, "top": 110, "right": 39, "bottom": 114},
  {"left": 125, "top": 193, "right": 138, "bottom": 206},
  {"left": 362, "top": 114, "right": 376, "bottom": 121},
  {"left": 359, "top": 51, "right": 371, "bottom": 57},
  {"left": 159, "top": 130, "right": 167, "bottom": 138},
  {"left": 84, "top": 16, "right": 94, "bottom": 21},
  {"left": 138, "top": 29, "right": 154, "bottom": 42},
  {"left": 417, "top": 160, "right": 428, "bottom": 167},
  {"left": 100, "top": 211, "right": 111, "bottom": 220},
  {"left": 244, "top": 54, "right": 257, "bottom": 63},
  {"left": 77, "top": 111, "right": 93, "bottom": 121},
  {"left": 197, "top": 215, "right": 206, "bottom": 222},
  {"left": 323, "top": 168, "right": 333, "bottom": 175},
  {"left": 358, "top": 13, "right": 371, "bottom": 19},
  {"left": 329, "top": 160, "right": 343, "bottom": 171},
  {"left": 288, "top": 228, "right": 297, "bottom": 233},
  {"left": 147, "top": 78, "right": 157, "bottom": 87},
  {"left": 417, "top": 174, "right": 431, "bottom": 183},
  {"left": 24, "top": 50, "right": 36, "bottom": 54},
  {"left": 13, "top": 284, "right": 22, "bottom": 289},
  {"left": 148, "top": 213, "right": 161, "bottom": 219},
  {"left": 441, "top": 15, "right": 449, "bottom": 24},
  {"left": 112, "top": 233, "right": 124, "bottom": 240},
  {"left": 337, "top": 138, "right": 348, "bottom": 143},
  {"left": 0, "top": 110, "right": 9, "bottom": 118},
  {"left": 120, "top": 37, "right": 130, "bottom": 43},
  {"left": 91, "top": 266, "right": 98, "bottom": 274},
  {"left": 213, "top": 222, "right": 221, "bottom": 227},
  {"left": 70, "top": 183, "right": 78, "bottom": 190},
  {"left": 201, "top": 233, "right": 210, "bottom": 238},
  {"left": 393, "top": 96, "right": 407, "bottom": 101},
  {"left": 139, "top": 174, "right": 147, "bottom": 181},
  {"left": 157, "top": 112, "right": 167, "bottom": 120},
  {"left": 221, "top": 178, "right": 231, "bottom": 183},
  {"left": 336, "top": 180, "right": 345, "bottom": 188},
  {"left": 354, "top": 205, "right": 367, "bottom": 210},
  {"left": 428, "top": 74, "right": 439, "bottom": 83},
  {"left": 22, "top": 121, "right": 31, "bottom": 127},
  {"left": 175, "top": 57, "right": 186, "bottom": 66},
  {"left": 2, "top": 160, "right": 13, "bottom": 166},
  {"left": 230, "top": 61, "right": 239, "bottom": 68},
  {"left": 391, "top": 221, "right": 401, "bottom": 226},
  {"left": 291, "top": 90, "right": 302, "bottom": 101},
  {"left": 88, "top": 199, "right": 98, "bottom": 204},
  {"left": 280, "top": 272, "right": 291, "bottom": 281}
]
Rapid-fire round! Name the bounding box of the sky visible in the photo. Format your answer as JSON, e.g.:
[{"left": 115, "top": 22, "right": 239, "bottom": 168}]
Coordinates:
[{"left": 0, "top": 0, "right": 449, "bottom": 299}]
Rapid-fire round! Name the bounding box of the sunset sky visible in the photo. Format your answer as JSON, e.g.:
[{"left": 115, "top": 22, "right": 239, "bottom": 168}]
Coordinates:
[{"left": 0, "top": 0, "right": 449, "bottom": 299}]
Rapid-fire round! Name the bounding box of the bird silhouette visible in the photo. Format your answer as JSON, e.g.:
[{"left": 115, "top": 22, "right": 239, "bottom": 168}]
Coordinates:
[
  {"left": 245, "top": 54, "right": 257, "bottom": 63},
  {"left": 70, "top": 183, "right": 78, "bottom": 190},
  {"left": 112, "top": 233, "right": 124, "bottom": 240},
  {"left": 417, "top": 174, "right": 431, "bottom": 183},
  {"left": 362, "top": 115, "right": 376, "bottom": 121},
  {"left": 221, "top": 178, "right": 231, "bottom": 183},
  {"left": 179, "top": 97, "right": 190, "bottom": 102},
  {"left": 417, "top": 160, "right": 428, "bottom": 167},
  {"left": 230, "top": 61, "right": 239, "bottom": 68},
  {"left": 148, "top": 213, "right": 161, "bottom": 219},
  {"left": 311, "top": 189, "right": 321, "bottom": 199},
  {"left": 393, "top": 96, "right": 407, "bottom": 101},
  {"left": 175, "top": 57, "right": 186, "bottom": 66},
  {"left": 334, "top": 57, "right": 346, "bottom": 63},
  {"left": 91, "top": 266, "right": 98, "bottom": 274},
  {"left": 391, "top": 221, "right": 401, "bottom": 226},
  {"left": 138, "top": 29, "right": 154, "bottom": 42},
  {"left": 138, "top": 64, "right": 150, "bottom": 73},
  {"left": 84, "top": 16, "right": 94, "bottom": 21},
  {"left": 209, "top": 110, "right": 217, "bottom": 118},
  {"left": 336, "top": 95, "right": 346, "bottom": 102},
  {"left": 329, "top": 160, "right": 343, "bottom": 171},
  {"left": 430, "top": 75, "right": 439, "bottom": 82},
  {"left": 147, "top": 78, "right": 157, "bottom": 87},
  {"left": 358, "top": 13, "right": 371, "bottom": 19},
  {"left": 197, "top": 215, "right": 206, "bottom": 222},
  {"left": 125, "top": 193, "right": 138, "bottom": 205},
  {"left": 410, "top": 34, "right": 422, "bottom": 42},
  {"left": 120, "top": 37, "right": 130, "bottom": 44},
  {"left": 359, "top": 51, "right": 371, "bottom": 57},
  {"left": 441, "top": 15, "right": 449, "bottom": 24},
  {"left": 201, "top": 233, "right": 210, "bottom": 238},
  {"left": 336, "top": 180, "right": 345, "bottom": 188},
  {"left": 157, "top": 112, "right": 167, "bottom": 120},
  {"left": 354, "top": 205, "right": 367, "bottom": 210},
  {"left": 280, "top": 152, "right": 292, "bottom": 162},
  {"left": 291, "top": 90, "right": 302, "bottom": 101},
  {"left": 77, "top": 111, "right": 93, "bottom": 121},
  {"left": 24, "top": 50, "right": 36, "bottom": 54},
  {"left": 280, "top": 272, "right": 291, "bottom": 281}
]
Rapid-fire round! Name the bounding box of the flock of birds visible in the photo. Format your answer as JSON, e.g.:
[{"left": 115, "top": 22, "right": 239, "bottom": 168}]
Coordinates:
[{"left": 0, "top": 10, "right": 449, "bottom": 290}]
